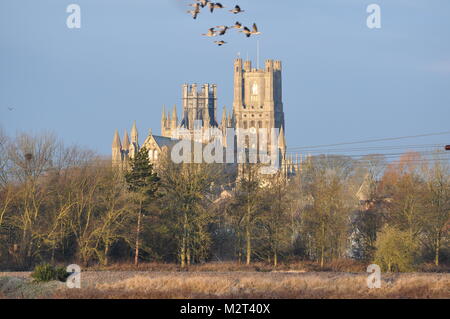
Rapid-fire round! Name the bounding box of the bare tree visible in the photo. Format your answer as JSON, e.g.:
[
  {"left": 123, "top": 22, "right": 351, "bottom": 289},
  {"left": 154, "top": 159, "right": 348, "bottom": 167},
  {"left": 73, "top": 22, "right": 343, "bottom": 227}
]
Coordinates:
[
  {"left": 260, "top": 172, "right": 291, "bottom": 266},
  {"left": 228, "top": 164, "right": 263, "bottom": 265},
  {"left": 5, "top": 133, "right": 59, "bottom": 266},
  {"left": 158, "top": 152, "right": 221, "bottom": 267},
  {"left": 422, "top": 157, "right": 450, "bottom": 266},
  {"left": 300, "top": 156, "right": 358, "bottom": 267}
]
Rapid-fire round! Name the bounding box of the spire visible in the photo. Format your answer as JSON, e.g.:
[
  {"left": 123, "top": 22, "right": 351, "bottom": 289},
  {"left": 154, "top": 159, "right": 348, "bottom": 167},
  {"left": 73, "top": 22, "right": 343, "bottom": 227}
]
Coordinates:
[
  {"left": 131, "top": 121, "right": 138, "bottom": 144},
  {"left": 112, "top": 129, "right": 122, "bottom": 167},
  {"left": 229, "top": 109, "right": 236, "bottom": 127},
  {"left": 221, "top": 106, "right": 228, "bottom": 127},
  {"left": 172, "top": 104, "right": 178, "bottom": 126},
  {"left": 122, "top": 130, "right": 130, "bottom": 151},
  {"left": 278, "top": 126, "right": 286, "bottom": 149},
  {"left": 112, "top": 129, "right": 122, "bottom": 149},
  {"left": 203, "top": 106, "right": 209, "bottom": 127},
  {"left": 161, "top": 105, "right": 166, "bottom": 122}
]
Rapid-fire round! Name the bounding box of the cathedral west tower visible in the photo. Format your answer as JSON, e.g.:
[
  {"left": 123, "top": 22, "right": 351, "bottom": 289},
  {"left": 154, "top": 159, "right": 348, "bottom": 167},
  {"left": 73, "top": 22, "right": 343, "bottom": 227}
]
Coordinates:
[{"left": 232, "top": 58, "right": 286, "bottom": 157}]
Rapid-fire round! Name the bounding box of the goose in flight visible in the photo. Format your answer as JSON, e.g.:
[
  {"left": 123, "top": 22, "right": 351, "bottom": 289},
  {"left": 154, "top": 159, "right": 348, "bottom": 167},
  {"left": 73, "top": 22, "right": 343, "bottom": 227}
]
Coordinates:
[
  {"left": 187, "top": 9, "right": 199, "bottom": 19},
  {"left": 187, "top": 4, "right": 201, "bottom": 19},
  {"left": 189, "top": 3, "right": 201, "bottom": 10},
  {"left": 251, "top": 23, "right": 261, "bottom": 35},
  {"left": 240, "top": 24, "right": 261, "bottom": 37},
  {"left": 229, "top": 5, "right": 244, "bottom": 14},
  {"left": 216, "top": 26, "right": 229, "bottom": 36},
  {"left": 214, "top": 40, "right": 227, "bottom": 46},
  {"left": 231, "top": 21, "right": 242, "bottom": 29},
  {"left": 202, "top": 28, "right": 217, "bottom": 37},
  {"left": 240, "top": 26, "right": 252, "bottom": 38},
  {"left": 208, "top": 2, "right": 225, "bottom": 13},
  {"left": 195, "top": 0, "right": 209, "bottom": 8}
]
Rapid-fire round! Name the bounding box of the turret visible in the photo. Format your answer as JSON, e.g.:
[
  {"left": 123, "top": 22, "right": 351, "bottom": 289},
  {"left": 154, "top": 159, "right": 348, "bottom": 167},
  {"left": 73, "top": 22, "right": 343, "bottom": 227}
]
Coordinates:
[
  {"left": 278, "top": 126, "right": 286, "bottom": 150},
  {"left": 278, "top": 126, "right": 286, "bottom": 160},
  {"left": 221, "top": 106, "right": 228, "bottom": 128},
  {"left": 161, "top": 106, "right": 167, "bottom": 135},
  {"left": 278, "top": 126, "right": 287, "bottom": 175},
  {"left": 233, "top": 59, "right": 243, "bottom": 110},
  {"left": 112, "top": 129, "right": 122, "bottom": 167},
  {"left": 171, "top": 104, "right": 178, "bottom": 129},
  {"left": 274, "top": 60, "right": 282, "bottom": 71},
  {"left": 265, "top": 60, "right": 275, "bottom": 108},
  {"left": 122, "top": 130, "right": 131, "bottom": 165},
  {"left": 212, "top": 84, "right": 218, "bottom": 126},
  {"left": 131, "top": 121, "right": 138, "bottom": 145},
  {"left": 244, "top": 60, "right": 252, "bottom": 72},
  {"left": 274, "top": 60, "right": 283, "bottom": 112},
  {"left": 229, "top": 110, "right": 236, "bottom": 128},
  {"left": 130, "top": 121, "right": 139, "bottom": 159},
  {"left": 203, "top": 84, "right": 211, "bottom": 127},
  {"left": 122, "top": 130, "right": 130, "bottom": 151}
]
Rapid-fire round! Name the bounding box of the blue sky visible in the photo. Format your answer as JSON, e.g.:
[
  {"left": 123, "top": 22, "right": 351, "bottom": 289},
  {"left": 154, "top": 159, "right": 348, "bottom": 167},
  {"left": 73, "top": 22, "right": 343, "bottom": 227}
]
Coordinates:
[{"left": 1, "top": 0, "right": 449, "bottom": 156}]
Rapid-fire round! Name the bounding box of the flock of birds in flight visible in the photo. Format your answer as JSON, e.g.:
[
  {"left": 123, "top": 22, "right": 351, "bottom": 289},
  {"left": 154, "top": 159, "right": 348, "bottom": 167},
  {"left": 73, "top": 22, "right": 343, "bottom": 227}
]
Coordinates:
[{"left": 187, "top": 0, "right": 261, "bottom": 46}]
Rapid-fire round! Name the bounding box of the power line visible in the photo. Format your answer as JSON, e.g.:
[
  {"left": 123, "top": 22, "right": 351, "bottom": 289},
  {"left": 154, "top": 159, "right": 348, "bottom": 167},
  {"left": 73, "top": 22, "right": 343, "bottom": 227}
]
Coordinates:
[
  {"left": 287, "top": 143, "right": 445, "bottom": 154},
  {"left": 287, "top": 131, "right": 450, "bottom": 150}
]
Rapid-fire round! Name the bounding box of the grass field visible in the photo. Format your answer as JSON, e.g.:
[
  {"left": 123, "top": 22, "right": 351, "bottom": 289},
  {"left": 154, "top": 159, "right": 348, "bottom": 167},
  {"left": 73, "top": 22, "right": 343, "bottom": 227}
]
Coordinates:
[{"left": 1, "top": 270, "right": 449, "bottom": 299}]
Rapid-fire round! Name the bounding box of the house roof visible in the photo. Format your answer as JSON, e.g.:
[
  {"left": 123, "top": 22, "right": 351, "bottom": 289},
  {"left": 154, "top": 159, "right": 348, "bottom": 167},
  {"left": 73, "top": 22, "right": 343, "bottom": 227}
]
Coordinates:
[{"left": 152, "top": 135, "right": 180, "bottom": 149}]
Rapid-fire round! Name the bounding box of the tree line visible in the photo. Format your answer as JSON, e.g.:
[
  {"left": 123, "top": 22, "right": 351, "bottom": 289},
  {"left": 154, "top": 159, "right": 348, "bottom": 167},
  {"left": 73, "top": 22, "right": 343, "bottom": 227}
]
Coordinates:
[{"left": 0, "top": 130, "right": 448, "bottom": 271}]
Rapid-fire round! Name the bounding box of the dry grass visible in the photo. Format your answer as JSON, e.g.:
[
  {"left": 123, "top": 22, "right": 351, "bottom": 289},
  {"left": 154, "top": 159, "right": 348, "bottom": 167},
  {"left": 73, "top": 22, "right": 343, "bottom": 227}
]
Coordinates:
[
  {"left": 87, "top": 260, "right": 367, "bottom": 273},
  {"left": 0, "top": 276, "right": 65, "bottom": 299},
  {"left": 2, "top": 261, "right": 448, "bottom": 299},
  {"left": 54, "top": 272, "right": 450, "bottom": 299}
]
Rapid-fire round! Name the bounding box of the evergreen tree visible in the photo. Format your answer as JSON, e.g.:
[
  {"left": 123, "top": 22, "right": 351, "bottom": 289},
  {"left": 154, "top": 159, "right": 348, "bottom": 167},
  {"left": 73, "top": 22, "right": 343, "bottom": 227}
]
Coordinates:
[{"left": 125, "top": 147, "right": 160, "bottom": 266}]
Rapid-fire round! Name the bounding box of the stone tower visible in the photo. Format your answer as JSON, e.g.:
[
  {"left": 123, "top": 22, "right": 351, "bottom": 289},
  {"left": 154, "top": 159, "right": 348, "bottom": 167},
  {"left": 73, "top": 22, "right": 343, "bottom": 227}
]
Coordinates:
[
  {"left": 233, "top": 59, "right": 284, "bottom": 130},
  {"left": 233, "top": 58, "right": 285, "bottom": 153},
  {"left": 112, "top": 58, "right": 289, "bottom": 175},
  {"left": 180, "top": 83, "right": 218, "bottom": 130}
]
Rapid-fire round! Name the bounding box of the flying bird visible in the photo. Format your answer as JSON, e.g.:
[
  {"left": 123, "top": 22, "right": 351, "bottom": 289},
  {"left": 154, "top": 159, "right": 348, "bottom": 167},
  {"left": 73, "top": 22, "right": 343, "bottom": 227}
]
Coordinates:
[
  {"left": 216, "top": 26, "right": 229, "bottom": 36},
  {"left": 189, "top": 3, "right": 201, "bottom": 9},
  {"left": 187, "top": 7, "right": 200, "bottom": 19},
  {"left": 202, "top": 28, "right": 217, "bottom": 37},
  {"left": 231, "top": 21, "right": 242, "bottom": 29},
  {"left": 214, "top": 40, "right": 227, "bottom": 46},
  {"left": 250, "top": 23, "right": 261, "bottom": 35},
  {"left": 208, "top": 2, "right": 225, "bottom": 13},
  {"left": 229, "top": 5, "right": 244, "bottom": 14},
  {"left": 195, "top": 0, "right": 209, "bottom": 8},
  {"left": 240, "top": 26, "right": 252, "bottom": 37},
  {"left": 240, "top": 24, "right": 261, "bottom": 38},
  {"left": 7, "top": 107, "right": 14, "bottom": 111}
]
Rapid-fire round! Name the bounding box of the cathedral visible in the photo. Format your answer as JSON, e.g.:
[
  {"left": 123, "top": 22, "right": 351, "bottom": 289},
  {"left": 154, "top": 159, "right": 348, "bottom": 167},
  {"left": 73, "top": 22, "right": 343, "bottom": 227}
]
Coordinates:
[{"left": 112, "top": 58, "right": 300, "bottom": 176}]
